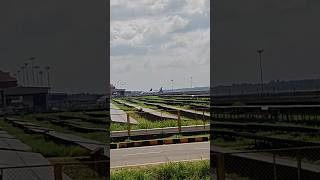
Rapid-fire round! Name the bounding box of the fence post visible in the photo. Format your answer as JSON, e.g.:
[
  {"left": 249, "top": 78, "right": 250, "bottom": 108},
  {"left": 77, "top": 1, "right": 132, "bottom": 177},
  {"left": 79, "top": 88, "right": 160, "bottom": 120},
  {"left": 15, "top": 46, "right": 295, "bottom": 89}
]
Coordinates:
[
  {"left": 273, "top": 152, "right": 277, "bottom": 180},
  {"left": 297, "top": 150, "right": 301, "bottom": 180},
  {"left": 217, "top": 153, "right": 225, "bottom": 180},
  {"left": 0, "top": 169, "right": 3, "bottom": 180},
  {"left": 127, "top": 113, "right": 131, "bottom": 139},
  {"left": 161, "top": 111, "right": 164, "bottom": 137},
  {"left": 202, "top": 110, "right": 206, "bottom": 129},
  {"left": 54, "top": 164, "right": 63, "bottom": 180},
  {"left": 177, "top": 110, "right": 181, "bottom": 134}
]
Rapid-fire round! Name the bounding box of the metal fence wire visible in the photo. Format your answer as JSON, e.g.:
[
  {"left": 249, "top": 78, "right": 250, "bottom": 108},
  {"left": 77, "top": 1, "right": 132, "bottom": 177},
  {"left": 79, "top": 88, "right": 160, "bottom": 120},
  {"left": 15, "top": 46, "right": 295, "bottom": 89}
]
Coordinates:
[
  {"left": 0, "top": 160, "right": 109, "bottom": 180},
  {"left": 211, "top": 146, "right": 320, "bottom": 180}
]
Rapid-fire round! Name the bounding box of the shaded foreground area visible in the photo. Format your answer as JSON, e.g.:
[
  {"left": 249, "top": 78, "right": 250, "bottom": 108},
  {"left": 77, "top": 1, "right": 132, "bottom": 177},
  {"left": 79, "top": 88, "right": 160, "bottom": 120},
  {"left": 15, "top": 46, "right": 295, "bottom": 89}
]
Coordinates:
[{"left": 0, "top": 110, "right": 109, "bottom": 180}]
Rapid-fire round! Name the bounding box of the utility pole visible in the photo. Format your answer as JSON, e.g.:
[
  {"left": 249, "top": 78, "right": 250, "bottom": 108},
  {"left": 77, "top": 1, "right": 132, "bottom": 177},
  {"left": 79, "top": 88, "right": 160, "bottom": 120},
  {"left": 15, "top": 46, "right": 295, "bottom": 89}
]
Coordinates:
[
  {"left": 257, "top": 48, "right": 264, "bottom": 96},
  {"left": 190, "top": 76, "right": 193, "bottom": 88}
]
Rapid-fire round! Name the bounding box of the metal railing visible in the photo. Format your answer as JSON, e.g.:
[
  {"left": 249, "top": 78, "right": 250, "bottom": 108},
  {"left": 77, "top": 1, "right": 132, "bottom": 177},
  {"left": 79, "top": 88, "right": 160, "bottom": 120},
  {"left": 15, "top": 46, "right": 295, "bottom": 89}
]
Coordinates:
[
  {"left": 110, "top": 108, "right": 210, "bottom": 142},
  {"left": 212, "top": 146, "right": 320, "bottom": 180}
]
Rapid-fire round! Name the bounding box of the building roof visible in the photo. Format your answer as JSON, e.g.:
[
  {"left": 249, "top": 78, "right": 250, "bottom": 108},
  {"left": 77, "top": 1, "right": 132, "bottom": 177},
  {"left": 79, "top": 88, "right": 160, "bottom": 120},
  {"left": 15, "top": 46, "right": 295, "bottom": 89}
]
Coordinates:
[
  {"left": 0, "top": 70, "right": 17, "bottom": 88},
  {"left": 0, "top": 71, "right": 16, "bottom": 82}
]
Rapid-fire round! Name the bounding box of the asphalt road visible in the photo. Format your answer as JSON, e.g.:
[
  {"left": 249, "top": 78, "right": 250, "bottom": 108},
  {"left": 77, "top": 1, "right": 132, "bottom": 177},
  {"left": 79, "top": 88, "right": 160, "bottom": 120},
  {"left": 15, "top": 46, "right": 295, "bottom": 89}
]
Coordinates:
[{"left": 110, "top": 142, "right": 209, "bottom": 168}]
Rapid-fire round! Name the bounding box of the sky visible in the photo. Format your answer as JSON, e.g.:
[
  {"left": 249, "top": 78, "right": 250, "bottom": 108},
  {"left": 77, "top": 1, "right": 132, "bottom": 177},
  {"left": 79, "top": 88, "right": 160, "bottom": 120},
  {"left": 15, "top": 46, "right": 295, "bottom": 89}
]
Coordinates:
[
  {"left": 213, "top": 0, "right": 320, "bottom": 87},
  {"left": 0, "top": 0, "right": 108, "bottom": 94},
  {"left": 2, "top": 0, "right": 318, "bottom": 93},
  {"left": 110, "top": 0, "right": 210, "bottom": 91}
]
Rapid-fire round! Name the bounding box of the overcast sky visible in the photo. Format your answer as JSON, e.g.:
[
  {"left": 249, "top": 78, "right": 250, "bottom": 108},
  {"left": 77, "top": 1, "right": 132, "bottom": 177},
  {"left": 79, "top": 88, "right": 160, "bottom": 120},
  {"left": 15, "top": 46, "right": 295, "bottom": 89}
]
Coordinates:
[
  {"left": 110, "top": 0, "right": 210, "bottom": 91},
  {"left": 213, "top": 0, "right": 320, "bottom": 87},
  {"left": 3, "top": 0, "right": 317, "bottom": 93},
  {"left": 0, "top": 0, "right": 108, "bottom": 94}
]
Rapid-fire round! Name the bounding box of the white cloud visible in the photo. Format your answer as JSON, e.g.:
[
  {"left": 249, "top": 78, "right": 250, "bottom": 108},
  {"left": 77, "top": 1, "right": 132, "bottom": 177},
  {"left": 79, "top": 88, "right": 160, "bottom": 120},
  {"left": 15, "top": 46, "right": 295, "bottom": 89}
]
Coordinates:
[
  {"left": 111, "top": 15, "right": 189, "bottom": 48},
  {"left": 111, "top": 0, "right": 210, "bottom": 90},
  {"left": 183, "top": 0, "right": 210, "bottom": 16}
]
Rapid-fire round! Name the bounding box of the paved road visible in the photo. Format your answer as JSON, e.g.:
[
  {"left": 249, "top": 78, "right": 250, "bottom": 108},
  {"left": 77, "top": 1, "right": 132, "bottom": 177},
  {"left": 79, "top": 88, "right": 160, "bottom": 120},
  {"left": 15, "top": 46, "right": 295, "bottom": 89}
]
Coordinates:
[
  {"left": 110, "top": 103, "right": 138, "bottom": 124},
  {"left": 115, "top": 100, "right": 178, "bottom": 120},
  {"left": 110, "top": 142, "right": 209, "bottom": 168}
]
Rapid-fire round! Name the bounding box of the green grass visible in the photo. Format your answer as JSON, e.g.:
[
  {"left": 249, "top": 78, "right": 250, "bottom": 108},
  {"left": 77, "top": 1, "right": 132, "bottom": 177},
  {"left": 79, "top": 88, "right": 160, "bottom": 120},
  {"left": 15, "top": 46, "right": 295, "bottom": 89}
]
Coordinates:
[
  {"left": 111, "top": 100, "right": 208, "bottom": 131},
  {"left": 0, "top": 119, "right": 88, "bottom": 157},
  {"left": 213, "top": 137, "right": 254, "bottom": 149},
  {"left": 112, "top": 100, "right": 136, "bottom": 111},
  {"left": 127, "top": 96, "right": 210, "bottom": 107},
  {"left": 269, "top": 132, "right": 320, "bottom": 142},
  {"left": 110, "top": 160, "right": 210, "bottom": 180},
  {"left": 111, "top": 113, "right": 207, "bottom": 131},
  {"left": 49, "top": 158, "right": 106, "bottom": 180},
  {"left": 167, "top": 134, "right": 209, "bottom": 139},
  {"left": 14, "top": 115, "right": 108, "bottom": 144},
  {"left": 121, "top": 97, "right": 209, "bottom": 112}
]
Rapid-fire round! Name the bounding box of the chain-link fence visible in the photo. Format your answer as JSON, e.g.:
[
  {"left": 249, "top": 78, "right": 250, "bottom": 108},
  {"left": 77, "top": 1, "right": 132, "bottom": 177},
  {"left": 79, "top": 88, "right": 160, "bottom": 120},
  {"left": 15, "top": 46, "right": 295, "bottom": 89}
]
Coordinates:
[
  {"left": 0, "top": 160, "right": 109, "bottom": 180},
  {"left": 211, "top": 146, "right": 320, "bottom": 180}
]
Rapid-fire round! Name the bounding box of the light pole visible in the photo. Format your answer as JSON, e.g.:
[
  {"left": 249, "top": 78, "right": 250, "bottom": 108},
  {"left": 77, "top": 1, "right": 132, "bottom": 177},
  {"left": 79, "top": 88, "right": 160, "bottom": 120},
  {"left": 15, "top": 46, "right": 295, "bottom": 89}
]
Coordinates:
[
  {"left": 257, "top": 48, "right": 264, "bottom": 96},
  {"left": 39, "top": 70, "right": 43, "bottom": 86},
  {"left": 116, "top": 80, "right": 120, "bottom": 89},
  {"left": 45, "top": 66, "right": 50, "bottom": 87},
  {"left": 29, "top": 57, "right": 35, "bottom": 86},
  {"left": 17, "top": 70, "right": 21, "bottom": 86},
  {"left": 24, "top": 62, "right": 29, "bottom": 87},
  {"left": 21, "top": 66, "right": 25, "bottom": 86},
  {"left": 34, "top": 66, "right": 39, "bottom": 86}
]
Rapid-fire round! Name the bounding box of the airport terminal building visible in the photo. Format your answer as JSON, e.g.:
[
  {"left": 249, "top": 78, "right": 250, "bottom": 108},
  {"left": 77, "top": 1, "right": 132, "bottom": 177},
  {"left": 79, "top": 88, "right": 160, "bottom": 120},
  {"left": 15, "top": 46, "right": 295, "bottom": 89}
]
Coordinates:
[
  {"left": 110, "top": 84, "right": 125, "bottom": 97},
  {"left": 0, "top": 70, "right": 49, "bottom": 113}
]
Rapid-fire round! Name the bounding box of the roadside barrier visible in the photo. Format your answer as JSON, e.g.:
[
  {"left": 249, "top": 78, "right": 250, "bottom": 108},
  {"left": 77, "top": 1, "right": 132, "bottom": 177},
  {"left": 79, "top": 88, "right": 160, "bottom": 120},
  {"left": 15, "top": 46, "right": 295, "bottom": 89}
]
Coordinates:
[{"left": 110, "top": 136, "right": 209, "bottom": 149}]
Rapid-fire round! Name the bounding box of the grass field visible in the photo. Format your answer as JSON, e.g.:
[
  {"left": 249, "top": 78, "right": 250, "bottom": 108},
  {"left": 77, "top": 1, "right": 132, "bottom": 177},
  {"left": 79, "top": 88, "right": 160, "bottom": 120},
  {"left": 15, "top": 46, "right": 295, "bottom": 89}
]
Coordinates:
[
  {"left": 114, "top": 95, "right": 320, "bottom": 150},
  {"left": 111, "top": 100, "right": 207, "bottom": 131},
  {"left": 49, "top": 157, "right": 106, "bottom": 180},
  {"left": 124, "top": 96, "right": 210, "bottom": 110},
  {"left": 110, "top": 160, "right": 210, "bottom": 180},
  {"left": 21, "top": 115, "right": 108, "bottom": 144},
  {"left": 0, "top": 119, "right": 88, "bottom": 157}
]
